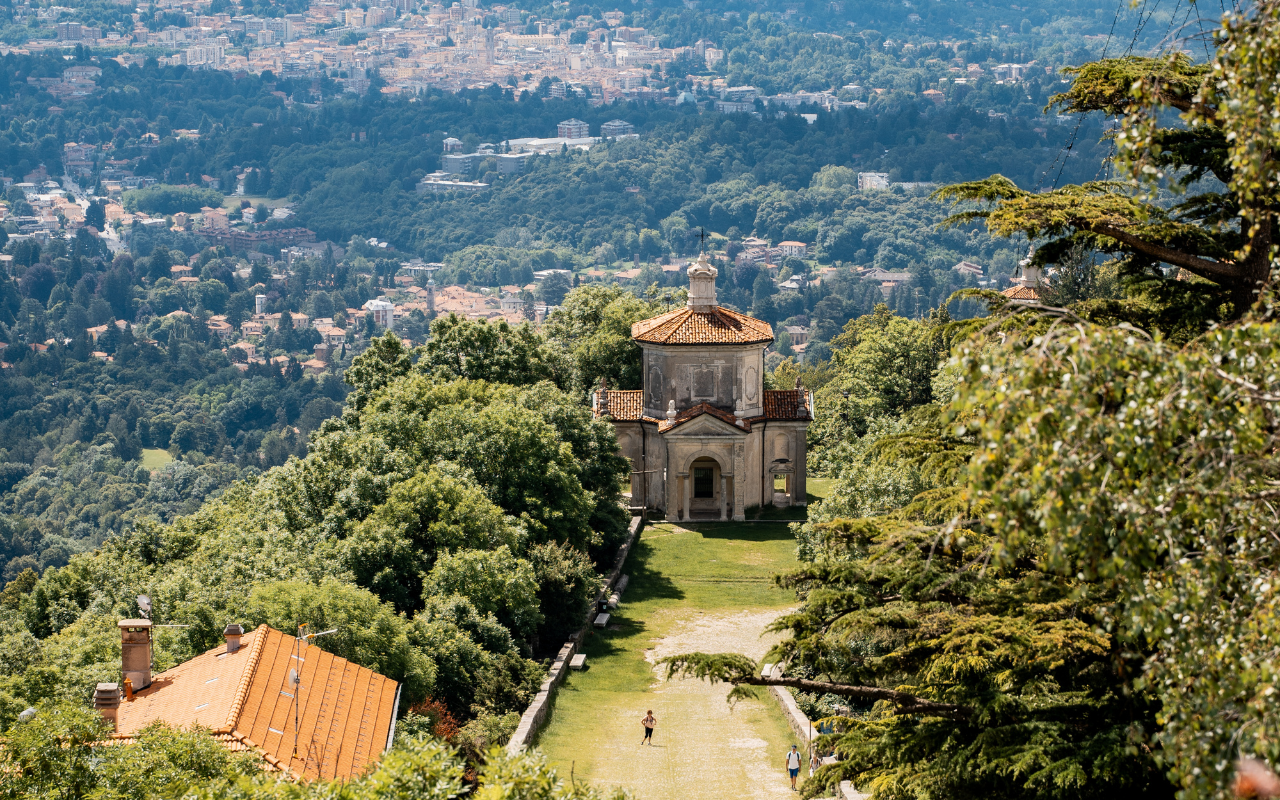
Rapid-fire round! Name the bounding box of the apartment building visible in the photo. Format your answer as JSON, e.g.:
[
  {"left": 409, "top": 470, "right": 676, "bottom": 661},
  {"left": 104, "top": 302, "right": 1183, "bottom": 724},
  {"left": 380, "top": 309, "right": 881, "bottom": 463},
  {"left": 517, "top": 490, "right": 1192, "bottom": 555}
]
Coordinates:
[{"left": 557, "top": 118, "right": 590, "bottom": 138}]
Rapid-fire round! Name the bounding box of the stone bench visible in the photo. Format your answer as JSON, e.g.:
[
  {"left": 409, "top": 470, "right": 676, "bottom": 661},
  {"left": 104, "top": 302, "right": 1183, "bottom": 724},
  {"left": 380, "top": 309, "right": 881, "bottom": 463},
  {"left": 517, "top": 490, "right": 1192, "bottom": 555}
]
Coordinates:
[
  {"left": 593, "top": 613, "right": 610, "bottom": 628},
  {"left": 569, "top": 654, "right": 586, "bottom": 670}
]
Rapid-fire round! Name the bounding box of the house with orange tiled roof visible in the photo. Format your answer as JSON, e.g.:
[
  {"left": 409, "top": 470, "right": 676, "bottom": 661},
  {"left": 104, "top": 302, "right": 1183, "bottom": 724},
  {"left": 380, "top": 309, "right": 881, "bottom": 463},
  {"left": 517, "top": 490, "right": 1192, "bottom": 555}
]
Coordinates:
[
  {"left": 1000, "top": 247, "right": 1043, "bottom": 304},
  {"left": 93, "top": 620, "right": 400, "bottom": 782},
  {"left": 592, "top": 252, "right": 811, "bottom": 520}
]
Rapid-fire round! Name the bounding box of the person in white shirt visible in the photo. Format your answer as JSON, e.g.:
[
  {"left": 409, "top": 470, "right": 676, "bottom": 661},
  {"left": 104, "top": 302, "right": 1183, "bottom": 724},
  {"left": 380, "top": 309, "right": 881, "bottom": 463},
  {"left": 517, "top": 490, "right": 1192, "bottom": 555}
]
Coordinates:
[{"left": 785, "top": 744, "right": 802, "bottom": 790}]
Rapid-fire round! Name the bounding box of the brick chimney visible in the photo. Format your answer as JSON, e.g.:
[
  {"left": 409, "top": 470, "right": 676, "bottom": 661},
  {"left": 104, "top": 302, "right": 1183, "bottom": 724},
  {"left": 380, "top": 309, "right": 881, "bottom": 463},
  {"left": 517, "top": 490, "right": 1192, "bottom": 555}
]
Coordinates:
[
  {"left": 118, "top": 619, "right": 152, "bottom": 691},
  {"left": 94, "top": 683, "right": 120, "bottom": 731},
  {"left": 224, "top": 623, "right": 244, "bottom": 653}
]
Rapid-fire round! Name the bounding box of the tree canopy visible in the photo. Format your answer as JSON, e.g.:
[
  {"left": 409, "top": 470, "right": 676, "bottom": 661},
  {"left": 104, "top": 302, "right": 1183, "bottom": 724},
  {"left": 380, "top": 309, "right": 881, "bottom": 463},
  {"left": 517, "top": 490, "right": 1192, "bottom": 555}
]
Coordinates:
[{"left": 936, "top": 38, "right": 1280, "bottom": 321}]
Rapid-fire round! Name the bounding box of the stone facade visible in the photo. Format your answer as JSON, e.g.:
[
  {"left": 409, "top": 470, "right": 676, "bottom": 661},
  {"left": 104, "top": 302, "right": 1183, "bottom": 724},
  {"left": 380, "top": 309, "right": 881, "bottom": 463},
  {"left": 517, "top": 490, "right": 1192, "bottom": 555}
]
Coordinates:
[{"left": 594, "top": 255, "right": 811, "bottom": 521}]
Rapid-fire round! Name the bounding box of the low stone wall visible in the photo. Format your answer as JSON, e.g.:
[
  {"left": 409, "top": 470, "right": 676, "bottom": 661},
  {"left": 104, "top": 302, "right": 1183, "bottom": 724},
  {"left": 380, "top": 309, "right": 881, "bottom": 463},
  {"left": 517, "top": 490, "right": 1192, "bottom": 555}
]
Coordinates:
[
  {"left": 839, "top": 781, "right": 870, "bottom": 800},
  {"left": 767, "top": 666, "right": 869, "bottom": 799},
  {"left": 771, "top": 683, "right": 816, "bottom": 744},
  {"left": 505, "top": 514, "right": 645, "bottom": 754}
]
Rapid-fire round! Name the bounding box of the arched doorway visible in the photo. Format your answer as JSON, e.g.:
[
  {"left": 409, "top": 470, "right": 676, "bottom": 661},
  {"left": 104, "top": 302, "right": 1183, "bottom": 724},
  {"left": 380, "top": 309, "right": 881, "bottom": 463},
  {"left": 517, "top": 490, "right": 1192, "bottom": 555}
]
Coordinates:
[
  {"left": 676, "top": 451, "right": 732, "bottom": 522},
  {"left": 689, "top": 456, "right": 720, "bottom": 516}
]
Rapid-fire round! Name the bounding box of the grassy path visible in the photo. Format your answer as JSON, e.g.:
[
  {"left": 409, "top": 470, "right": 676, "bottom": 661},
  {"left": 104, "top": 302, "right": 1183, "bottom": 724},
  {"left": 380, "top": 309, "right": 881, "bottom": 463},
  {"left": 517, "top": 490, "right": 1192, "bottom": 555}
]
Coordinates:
[{"left": 534, "top": 521, "right": 803, "bottom": 800}]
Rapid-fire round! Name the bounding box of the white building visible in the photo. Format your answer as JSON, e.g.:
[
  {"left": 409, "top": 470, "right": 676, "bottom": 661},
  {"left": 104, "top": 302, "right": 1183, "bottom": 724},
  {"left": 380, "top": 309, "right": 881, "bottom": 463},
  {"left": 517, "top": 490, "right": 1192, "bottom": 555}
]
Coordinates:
[
  {"left": 363, "top": 298, "right": 396, "bottom": 329},
  {"left": 556, "top": 118, "right": 590, "bottom": 138},
  {"left": 600, "top": 119, "right": 635, "bottom": 137},
  {"left": 858, "top": 172, "right": 890, "bottom": 190}
]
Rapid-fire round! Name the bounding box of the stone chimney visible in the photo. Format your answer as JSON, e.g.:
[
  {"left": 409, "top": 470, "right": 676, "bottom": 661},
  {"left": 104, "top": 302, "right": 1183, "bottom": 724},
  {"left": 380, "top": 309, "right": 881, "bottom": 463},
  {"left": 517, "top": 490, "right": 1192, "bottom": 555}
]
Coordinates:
[
  {"left": 93, "top": 683, "right": 120, "bottom": 731},
  {"left": 686, "top": 254, "right": 718, "bottom": 311},
  {"left": 224, "top": 623, "right": 244, "bottom": 653},
  {"left": 118, "top": 619, "right": 152, "bottom": 691}
]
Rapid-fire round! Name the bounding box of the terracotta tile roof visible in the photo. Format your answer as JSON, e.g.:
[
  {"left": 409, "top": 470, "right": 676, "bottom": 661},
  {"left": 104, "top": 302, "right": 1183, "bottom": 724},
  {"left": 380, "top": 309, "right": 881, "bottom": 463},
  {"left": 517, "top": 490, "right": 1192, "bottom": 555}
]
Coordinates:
[
  {"left": 760, "top": 389, "right": 811, "bottom": 421},
  {"left": 114, "top": 625, "right": 399, "bottom": 782},
  {"left": 595, "top": 389, "right": 644, "bottom": 420},
  {"left": 659, "top": 402, "right": 751, "bottom": 433},
  {"left": 1001, "top": 285, "right": 1041, "bottom": 301},
  {"left": 632, "top": 306, "right": 773, "bottom": 346}
]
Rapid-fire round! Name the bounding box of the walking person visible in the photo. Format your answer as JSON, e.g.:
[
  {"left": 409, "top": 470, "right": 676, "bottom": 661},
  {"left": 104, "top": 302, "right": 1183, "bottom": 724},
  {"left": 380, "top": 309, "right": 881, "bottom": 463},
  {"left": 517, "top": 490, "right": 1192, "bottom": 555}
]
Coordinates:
[
  {"left": 809, "top": 747, "right": 821, "bottom": 778},
  {"left": 640, "top": 710, "right": 656, "bottom": 745},
  {"left": 785, "top": 744, "right": 802, "bottom": 790}
]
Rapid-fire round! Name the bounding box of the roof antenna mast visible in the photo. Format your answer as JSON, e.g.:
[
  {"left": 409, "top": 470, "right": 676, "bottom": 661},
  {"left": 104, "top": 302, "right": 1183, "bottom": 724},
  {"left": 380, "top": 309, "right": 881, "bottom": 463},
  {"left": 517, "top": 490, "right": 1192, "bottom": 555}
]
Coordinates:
[{"left": 292, "top": 623, "right": 338, "bottom": 768}]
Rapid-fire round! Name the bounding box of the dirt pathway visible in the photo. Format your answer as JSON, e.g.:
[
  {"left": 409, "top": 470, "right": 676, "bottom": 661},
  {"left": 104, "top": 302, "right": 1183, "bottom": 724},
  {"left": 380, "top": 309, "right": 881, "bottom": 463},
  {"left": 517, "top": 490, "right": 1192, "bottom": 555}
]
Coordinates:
[
  {"left": 534, "top": 522, "right": 805, "bottom": 800},
  {"left": 554, "top": 608, "right": 798, "bottom": 800}
]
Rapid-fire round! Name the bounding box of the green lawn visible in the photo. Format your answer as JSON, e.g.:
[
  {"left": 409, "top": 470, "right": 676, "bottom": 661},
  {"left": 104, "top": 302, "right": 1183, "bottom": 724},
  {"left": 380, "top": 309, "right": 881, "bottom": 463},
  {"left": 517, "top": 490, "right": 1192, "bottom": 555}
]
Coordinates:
[
  {"left": 221, "top": 195, "right": 290, "bottom": 210},
  {"left": 807, "top": 478, "right": 834, "bottom": 501},
  {"left": 534, "top": 522, "right": 802, "bottom": 799},
  {"left": 140, "top": 449, "right": 173, "bottom": 470}
]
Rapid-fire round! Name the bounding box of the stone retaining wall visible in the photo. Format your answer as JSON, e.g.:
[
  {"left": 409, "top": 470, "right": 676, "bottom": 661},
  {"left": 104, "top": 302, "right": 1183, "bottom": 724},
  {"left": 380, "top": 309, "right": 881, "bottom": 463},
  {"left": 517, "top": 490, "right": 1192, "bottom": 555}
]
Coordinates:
[
  {"left": 771, "top": 684, "right": 816, "bottom": 744},
  {"left": 505, "top": 514, "right": 645, "bottom": 754},
  {"left": 767, "top": 667, "right": 869, "bottom": 799}
]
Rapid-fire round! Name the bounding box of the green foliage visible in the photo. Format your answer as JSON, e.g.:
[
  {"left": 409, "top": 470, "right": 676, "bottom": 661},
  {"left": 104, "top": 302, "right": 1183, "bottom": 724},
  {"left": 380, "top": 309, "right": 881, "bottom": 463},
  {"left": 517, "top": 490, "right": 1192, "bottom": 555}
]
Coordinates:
[
  {"left": 344, "top": 331, "right": 413, "bottom": 414},
  {"left": 526, "top": 541, "right": 601, "bottom": 649},
  {"left": 543, "top": 286, "right": 660, "bottom": 393},
  {"left": 807, "top": 305, "right": 954, "bottom": 473},
  {"left": 423, "top": 547, "right": 542, "bottom": 640},
  {"left": 1, "top": 708, "right": 620, "bottom": 800},
  {"left": 418, "top": 315, "right": 558, "bottom": 387},
  {"left": 121, "top": 185, "right": 225, "bottom": 215},
  {"left": 954, "top": 309, "right": 1280, "bottom": 799},
  {"left": 346, "top": 464, "right": 521, "bottom": 614},
  {"left": 935, "top": 37, "right": 1276, "bottom": 320},
  {"left": 246, "top": 579, "right": 437, "bottom": 705},
  {"left": 669, "top": 300, "right": 1170, "bottom": 800},
  {"left": 0, "top": 701, "right": 104, "bottom": 800},
  {"left": 85, "top": 722, "right": 261, "bottom": 800}
]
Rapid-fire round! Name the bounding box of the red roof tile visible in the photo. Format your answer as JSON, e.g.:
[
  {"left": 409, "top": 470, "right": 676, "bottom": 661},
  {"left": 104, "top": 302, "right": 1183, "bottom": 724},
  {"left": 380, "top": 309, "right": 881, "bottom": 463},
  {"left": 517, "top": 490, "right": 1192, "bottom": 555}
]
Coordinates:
[
  {"left": 659, "top": 402, "right": 750, "bottom": 433},
  {"left": 596, "top": 389, "right": 644, "bottom": 421},
  {"left": 1001, "top": 285, "right": 1041, "bottom": 301},
  {"left": 114, "top": 625, "right": 398, "bottom": 782},
  {"left": 760, "top": 389, "right": 811, "bottom": 420},
  {"left": 632, "top": 306, "right": 773, "bottom": 346}
]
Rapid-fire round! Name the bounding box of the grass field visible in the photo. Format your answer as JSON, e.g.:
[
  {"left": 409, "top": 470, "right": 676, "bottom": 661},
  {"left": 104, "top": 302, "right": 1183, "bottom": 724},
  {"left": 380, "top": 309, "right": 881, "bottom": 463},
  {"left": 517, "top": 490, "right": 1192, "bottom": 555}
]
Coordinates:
[
  {"left": 221, "top": 195, "right": 291, "bottom": 210},
  {"left": 534, "top": 521, "right": 803, "bottom": 800},
  {"left": 807, "top": 478, "right": 834, "bottom": 501},
  {"left": 140, "top": 449, "right": 174, "bottom": 470}
]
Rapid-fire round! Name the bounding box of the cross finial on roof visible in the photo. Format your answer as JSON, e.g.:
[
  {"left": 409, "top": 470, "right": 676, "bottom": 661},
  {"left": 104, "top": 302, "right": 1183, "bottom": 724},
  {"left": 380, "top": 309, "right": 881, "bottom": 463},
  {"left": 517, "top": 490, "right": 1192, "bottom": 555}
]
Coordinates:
[{"left": 698, "top": 227, "right": 707, "bottom": 254}]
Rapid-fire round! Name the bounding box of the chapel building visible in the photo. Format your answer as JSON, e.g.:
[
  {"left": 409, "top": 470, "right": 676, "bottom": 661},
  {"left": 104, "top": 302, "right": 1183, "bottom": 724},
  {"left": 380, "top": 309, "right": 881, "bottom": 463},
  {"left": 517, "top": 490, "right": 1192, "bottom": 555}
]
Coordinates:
[{"left": 593, "top": 254, "right": 811, "bottom": 521}]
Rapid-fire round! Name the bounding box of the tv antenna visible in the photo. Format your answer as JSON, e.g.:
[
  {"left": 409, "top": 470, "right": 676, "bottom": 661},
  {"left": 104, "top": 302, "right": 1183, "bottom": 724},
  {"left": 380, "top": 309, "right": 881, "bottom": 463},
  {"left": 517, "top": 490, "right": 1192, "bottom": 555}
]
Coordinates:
[{"left": 291, "top": 624, "right": 338, "bottom": 764}]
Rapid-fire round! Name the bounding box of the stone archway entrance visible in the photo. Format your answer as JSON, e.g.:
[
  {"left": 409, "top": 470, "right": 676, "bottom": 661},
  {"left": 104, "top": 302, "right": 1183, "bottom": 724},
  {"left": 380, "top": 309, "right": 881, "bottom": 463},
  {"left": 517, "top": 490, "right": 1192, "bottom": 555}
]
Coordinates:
[
  {"left": 688, "top": 457, "right": 721, "bottom": 517},
  {"left": 675, "top": 451, "right": 733, "bottom": 522}
]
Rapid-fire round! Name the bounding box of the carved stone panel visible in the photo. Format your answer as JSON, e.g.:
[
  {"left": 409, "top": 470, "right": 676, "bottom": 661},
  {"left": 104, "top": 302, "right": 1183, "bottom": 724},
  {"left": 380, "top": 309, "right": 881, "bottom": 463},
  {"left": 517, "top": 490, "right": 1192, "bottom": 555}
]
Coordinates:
[
  {"left": 744, "top": 365, "right": 759, "bottom": 402},
  {"left": 648, "top": 365, "right": 663, "bottom": 405},
  {"left": 693, "top": 366, "right": 716, "bottom": 399}
]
